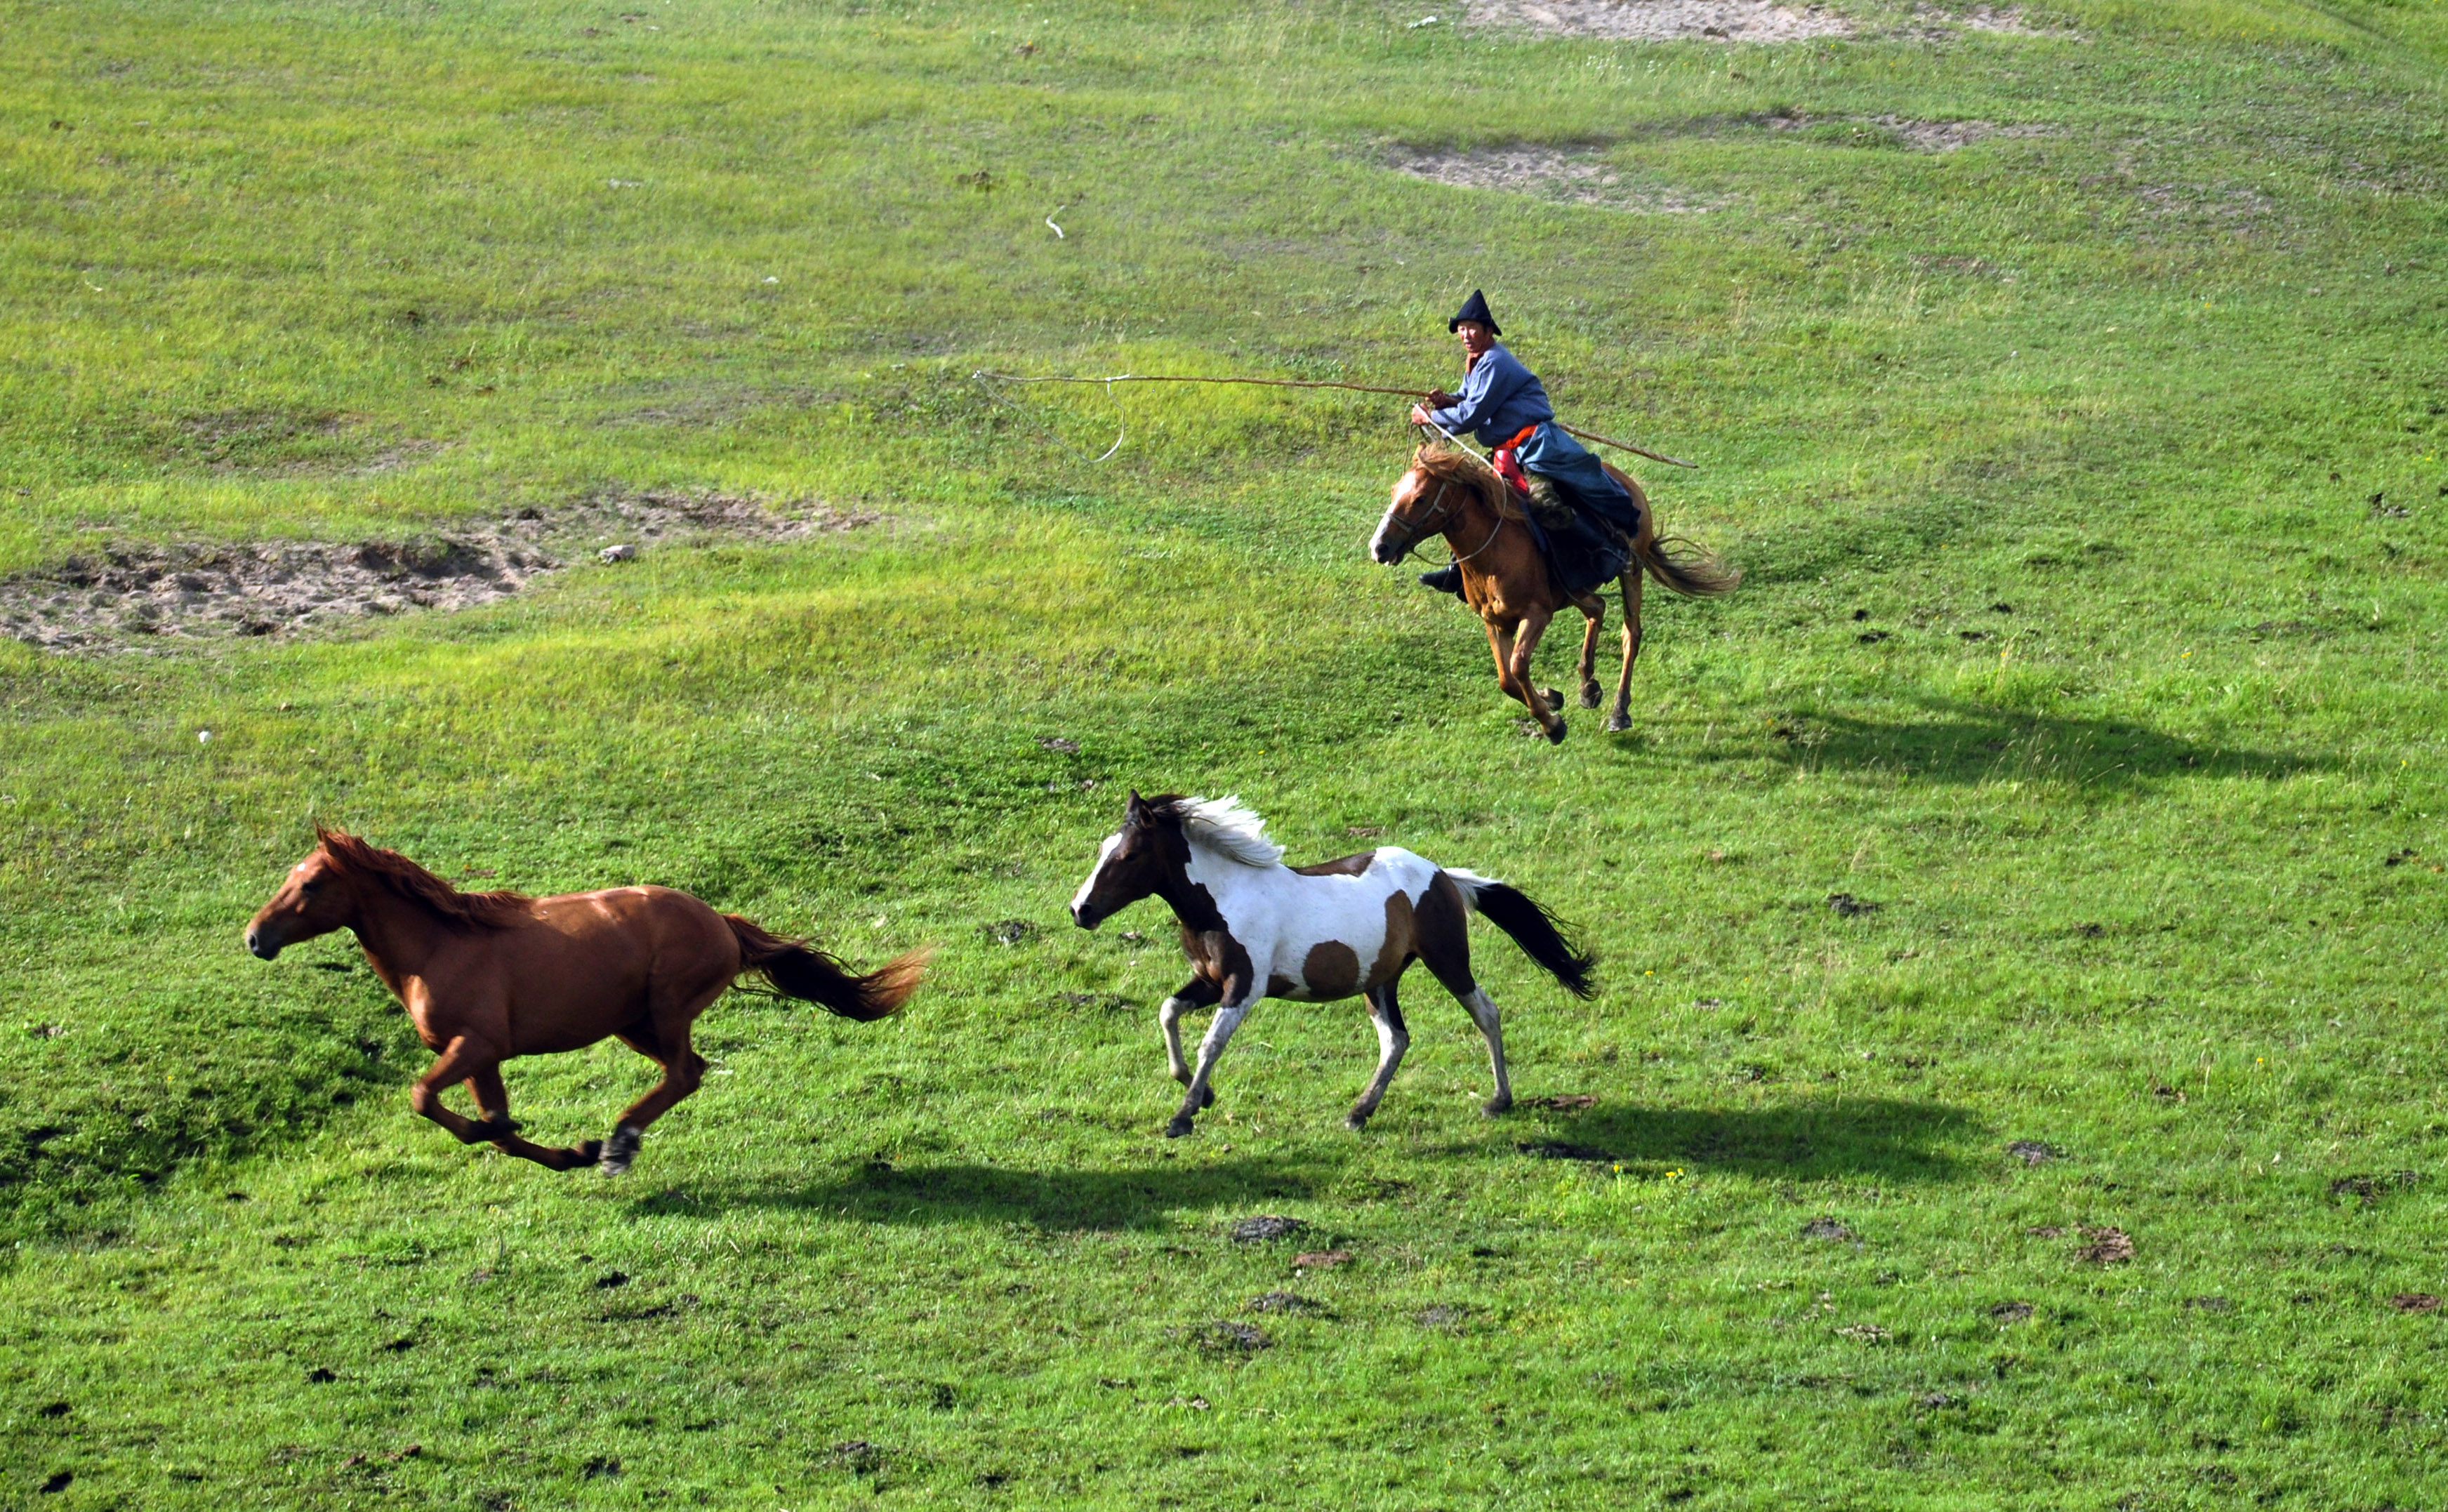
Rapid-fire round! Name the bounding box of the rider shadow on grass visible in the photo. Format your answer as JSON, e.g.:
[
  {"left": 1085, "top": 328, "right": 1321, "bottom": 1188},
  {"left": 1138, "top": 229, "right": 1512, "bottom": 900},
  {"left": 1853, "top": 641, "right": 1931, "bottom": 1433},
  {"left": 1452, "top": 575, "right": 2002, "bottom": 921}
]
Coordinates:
[
  {"left": 634, "top": 1153, "right": 1341, "bottom": 1231},
  {"left": 1664, "top": 696, "right": 2320, "bottom": 790}
]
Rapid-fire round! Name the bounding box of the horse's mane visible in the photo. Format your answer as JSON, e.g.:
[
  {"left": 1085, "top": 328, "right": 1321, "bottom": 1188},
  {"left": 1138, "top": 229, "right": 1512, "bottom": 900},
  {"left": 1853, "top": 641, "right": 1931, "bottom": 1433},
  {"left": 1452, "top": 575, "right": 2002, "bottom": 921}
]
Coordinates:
[
  {"left": 1411, "top": 444, "right": 1525, "bottom": 521},
  {"left": 314, "top": 825, "right": 537, "bottom": 928},
  {"left": 1144, "top": 795, "right": 1285, "bottom": 868}
]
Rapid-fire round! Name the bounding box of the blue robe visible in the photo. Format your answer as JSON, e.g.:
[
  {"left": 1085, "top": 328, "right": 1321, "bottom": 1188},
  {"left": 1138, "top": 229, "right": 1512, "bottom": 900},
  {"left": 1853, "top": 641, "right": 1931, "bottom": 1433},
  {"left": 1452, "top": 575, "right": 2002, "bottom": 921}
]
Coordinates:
[
  {"left": 1429, "top": 345, "right": 1638, "bottom": 591},
  {"left": 1425, "top": 343, "right": 1554, "bottom": 446}
]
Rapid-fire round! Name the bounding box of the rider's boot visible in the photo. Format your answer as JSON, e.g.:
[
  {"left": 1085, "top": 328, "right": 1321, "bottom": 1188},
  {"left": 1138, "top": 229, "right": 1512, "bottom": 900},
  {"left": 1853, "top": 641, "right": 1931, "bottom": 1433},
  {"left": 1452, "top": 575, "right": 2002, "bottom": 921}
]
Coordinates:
[{"left": 1417, "top": 564, "right": 1465, "bottom": 596}]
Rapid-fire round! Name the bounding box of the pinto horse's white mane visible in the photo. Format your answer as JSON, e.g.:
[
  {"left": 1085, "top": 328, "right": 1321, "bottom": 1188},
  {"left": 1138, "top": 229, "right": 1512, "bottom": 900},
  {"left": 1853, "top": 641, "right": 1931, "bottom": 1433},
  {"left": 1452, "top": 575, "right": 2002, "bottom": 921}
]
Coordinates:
[{"left": 1173, "top": 795, "right": 1285, "bottom": 868}]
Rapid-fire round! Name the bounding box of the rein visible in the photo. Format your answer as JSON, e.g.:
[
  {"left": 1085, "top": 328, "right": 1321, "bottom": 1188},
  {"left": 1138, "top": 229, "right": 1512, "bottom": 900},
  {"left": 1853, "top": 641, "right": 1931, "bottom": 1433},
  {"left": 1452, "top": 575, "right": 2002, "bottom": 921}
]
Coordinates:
[{"left": 1393, "top": 476, "right": 1504, "bottom": 570}]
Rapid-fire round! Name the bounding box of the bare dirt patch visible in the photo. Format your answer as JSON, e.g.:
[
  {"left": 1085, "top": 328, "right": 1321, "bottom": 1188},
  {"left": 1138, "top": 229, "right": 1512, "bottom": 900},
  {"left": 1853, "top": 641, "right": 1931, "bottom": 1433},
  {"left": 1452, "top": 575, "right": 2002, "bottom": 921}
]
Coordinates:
[
  {"left": 1458, "top": 1, "right": 2074, "bottom": 41},
  {"left": 1940, "top": 4, "right": 2063, "bottom": 35},
  {"left": 1519, "top": 1139, "right": 1615, "bottom": 1162},
  {"left": 1177, "top": 1320, "right": 1271, "bottom": 1353},
  {"left": 2075, "top": 1226, "right": 2134, "bottom": 1264},
  {"left": 1384, "top": 145, "right": 1726, "bottom": 213},
  {"left": 3, "top": 491, "right": 878, "bottom": 654},
  {"left": 163, "top": 410, "right": 444, "bottom": 476},
  {"left": 1766, "top": 112, "right": 2058, "bottom": 153},
  {"left": 1460, "top": 0, "right": 1851, "bottom": 41},
  {"left": 1228, "top": 1216, "right": 1307, "bottom": 1244}
]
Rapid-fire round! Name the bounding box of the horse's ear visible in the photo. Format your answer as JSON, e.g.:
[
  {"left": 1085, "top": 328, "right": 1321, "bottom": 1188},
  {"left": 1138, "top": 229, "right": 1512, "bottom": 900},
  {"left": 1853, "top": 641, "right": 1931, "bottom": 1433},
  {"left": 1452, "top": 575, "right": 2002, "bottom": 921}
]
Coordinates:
[{"left": 1125, "top": 789, "right": 1147, "bottom": 820}]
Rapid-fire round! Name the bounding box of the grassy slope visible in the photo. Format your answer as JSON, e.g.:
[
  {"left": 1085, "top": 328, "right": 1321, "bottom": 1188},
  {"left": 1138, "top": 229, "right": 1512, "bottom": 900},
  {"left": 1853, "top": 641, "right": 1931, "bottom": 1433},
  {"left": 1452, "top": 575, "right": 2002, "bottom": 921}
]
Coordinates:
[{"left": 4, "top": 0, "right": 2448, "bottom": 1504}]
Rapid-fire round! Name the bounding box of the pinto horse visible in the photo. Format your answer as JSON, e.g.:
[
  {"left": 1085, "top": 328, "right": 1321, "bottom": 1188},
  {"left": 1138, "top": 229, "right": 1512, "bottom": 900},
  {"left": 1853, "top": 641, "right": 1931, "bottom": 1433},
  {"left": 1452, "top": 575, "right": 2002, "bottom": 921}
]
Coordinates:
[
  {"left": 1069, "top": 793, "right": 1596, "bottom": 1136},
  {"left": 1370, "top": 445, "right": 1740, "bottom": 741},
  {"left": 246, "top": 828, "right": 927, "bottom": 1174}
]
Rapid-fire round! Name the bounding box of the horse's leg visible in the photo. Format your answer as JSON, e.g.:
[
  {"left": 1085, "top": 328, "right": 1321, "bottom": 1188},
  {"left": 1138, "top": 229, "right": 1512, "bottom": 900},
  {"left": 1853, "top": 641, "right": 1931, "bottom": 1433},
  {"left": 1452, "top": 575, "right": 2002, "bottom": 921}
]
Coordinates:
[
  {"left": 1483, "top": 619, "right": 1528, "bottom": 710},
  {"left": 1462, "top": 986, "right": 1513, "bottom": 1115},
  {"left": 1576, "top": 598, "right": 1606, "bottom": 709},
  {"left": 1413, "top": 882, "right": 1512, "bottom": 1115},
  {"left": 1160, "top": 975, "right": 1223, "bottom": 1108},
  {"left": 1169, "top": 977, "right": 1255, "bottom": 1139},
  {"left": 411, "top": 1035, "right": 512, "bottom": 1145},
  {"left": 1608, "top": 569, "right": 1646, "bottom": 734},
  {"left": 1507, "top": 609, "right": 1566, "bottom": 743},
  {"left": 468, "top": 1063, "right": 601, "bottom": 1172},
  {"left": 1486, "top": 618, "right": 1563, "bottom": 736},
  {"left": 1344, "top": 979, "right": 1411, "bottom": 1132},
  {"left": 600, "top": 1000, "right": 715, "bottom": 1176}
]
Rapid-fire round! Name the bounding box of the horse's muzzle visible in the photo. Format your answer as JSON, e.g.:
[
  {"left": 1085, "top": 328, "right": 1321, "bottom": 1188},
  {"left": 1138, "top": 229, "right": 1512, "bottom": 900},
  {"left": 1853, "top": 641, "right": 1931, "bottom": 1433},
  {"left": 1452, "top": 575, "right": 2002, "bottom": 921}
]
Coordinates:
[
  {"left": 1070, "top": 903, "right": 1101, "bottom": 931},
  {"left": 246, "top": 927, "right": 279, "bottom": 960}
]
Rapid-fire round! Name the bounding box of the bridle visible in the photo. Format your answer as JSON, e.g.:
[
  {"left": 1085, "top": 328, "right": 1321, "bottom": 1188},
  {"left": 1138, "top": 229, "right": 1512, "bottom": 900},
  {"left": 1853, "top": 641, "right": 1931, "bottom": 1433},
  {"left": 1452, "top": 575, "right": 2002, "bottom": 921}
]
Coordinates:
[{"left": 1384, "top": 475, "right": 1503, "bottom": 568}]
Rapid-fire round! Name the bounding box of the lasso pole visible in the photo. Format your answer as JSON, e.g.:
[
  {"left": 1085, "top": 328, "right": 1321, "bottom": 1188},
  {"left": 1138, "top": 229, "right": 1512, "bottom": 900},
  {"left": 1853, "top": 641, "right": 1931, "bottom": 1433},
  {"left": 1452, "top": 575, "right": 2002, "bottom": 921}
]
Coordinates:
[{"left": 970, "top": 371, "right": 1698, "bottom": 469}]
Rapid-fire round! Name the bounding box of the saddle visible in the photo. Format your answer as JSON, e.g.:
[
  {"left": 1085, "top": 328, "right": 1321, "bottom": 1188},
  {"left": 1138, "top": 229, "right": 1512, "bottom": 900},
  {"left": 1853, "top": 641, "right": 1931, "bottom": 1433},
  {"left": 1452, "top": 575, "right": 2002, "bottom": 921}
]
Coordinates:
[{"left": 1490, "top": 426, "right": 1634, "bottom": 594}]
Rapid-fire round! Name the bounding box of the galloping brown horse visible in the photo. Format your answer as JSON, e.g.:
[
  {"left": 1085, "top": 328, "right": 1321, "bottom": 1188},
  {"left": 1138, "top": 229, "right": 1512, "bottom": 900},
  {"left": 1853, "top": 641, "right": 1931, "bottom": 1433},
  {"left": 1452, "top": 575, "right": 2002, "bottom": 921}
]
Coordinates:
[
  {"left": 1370, "top": 446, "right": 1739, "bottom": 741},
  {"left": 246, "top": 828, "right": 927, "bottom": 1175}
]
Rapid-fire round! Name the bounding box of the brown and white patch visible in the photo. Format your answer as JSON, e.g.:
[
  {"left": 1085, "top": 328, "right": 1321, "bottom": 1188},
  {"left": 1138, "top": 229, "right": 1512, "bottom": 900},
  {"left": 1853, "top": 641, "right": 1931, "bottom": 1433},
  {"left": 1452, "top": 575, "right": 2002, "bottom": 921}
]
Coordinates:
[{"left": 1298, "top": 941, "right": 1363, "bottom": 1000}]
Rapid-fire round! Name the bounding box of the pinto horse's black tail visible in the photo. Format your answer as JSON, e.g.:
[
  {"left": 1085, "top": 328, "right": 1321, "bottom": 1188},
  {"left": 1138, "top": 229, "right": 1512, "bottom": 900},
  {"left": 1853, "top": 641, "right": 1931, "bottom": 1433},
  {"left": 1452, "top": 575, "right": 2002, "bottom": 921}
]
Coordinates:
[
  {"left": 1443, "top": 871, "right": 1599, "bottom": 1000},
  {"left": 725, "top": 916, "right": 930, "bottom": 1021}
]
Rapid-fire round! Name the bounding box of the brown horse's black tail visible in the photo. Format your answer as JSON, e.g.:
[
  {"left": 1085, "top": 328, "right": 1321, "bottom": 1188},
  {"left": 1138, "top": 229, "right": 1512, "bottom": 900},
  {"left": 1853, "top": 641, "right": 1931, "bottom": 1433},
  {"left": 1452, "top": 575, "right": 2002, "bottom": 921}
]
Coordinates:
[
  {"left": 1443, "top": 871, "right": 1599, "bottom": 1000},
  {"left": 725, "top": 916, "right": 929, "bottom": 1021},
  {"left": 1634, "top": 533, "right": 1742, "bottom": 599}
]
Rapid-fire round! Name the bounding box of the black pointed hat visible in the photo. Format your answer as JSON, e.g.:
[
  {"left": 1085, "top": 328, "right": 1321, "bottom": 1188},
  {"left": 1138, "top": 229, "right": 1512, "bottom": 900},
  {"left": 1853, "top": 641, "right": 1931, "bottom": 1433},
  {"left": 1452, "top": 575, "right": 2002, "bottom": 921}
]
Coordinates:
[{"left": 1448, "top": 289, "right": 1500, "bottom": 336}]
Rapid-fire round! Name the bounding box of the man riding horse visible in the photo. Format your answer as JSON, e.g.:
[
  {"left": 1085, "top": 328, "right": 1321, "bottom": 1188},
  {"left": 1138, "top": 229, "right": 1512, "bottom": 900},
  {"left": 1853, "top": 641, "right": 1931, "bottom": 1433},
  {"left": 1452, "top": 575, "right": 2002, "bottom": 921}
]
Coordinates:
[{"left": 1410, "top": 291, "right": 1638, "bottom": 596}]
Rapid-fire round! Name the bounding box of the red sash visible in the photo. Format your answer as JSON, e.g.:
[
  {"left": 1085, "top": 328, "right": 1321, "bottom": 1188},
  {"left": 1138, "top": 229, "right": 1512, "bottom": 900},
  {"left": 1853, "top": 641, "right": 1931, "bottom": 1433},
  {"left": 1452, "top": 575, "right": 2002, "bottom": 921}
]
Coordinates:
[{"left": 1490, "top": 423, "right": 1539, "bottom": 500}]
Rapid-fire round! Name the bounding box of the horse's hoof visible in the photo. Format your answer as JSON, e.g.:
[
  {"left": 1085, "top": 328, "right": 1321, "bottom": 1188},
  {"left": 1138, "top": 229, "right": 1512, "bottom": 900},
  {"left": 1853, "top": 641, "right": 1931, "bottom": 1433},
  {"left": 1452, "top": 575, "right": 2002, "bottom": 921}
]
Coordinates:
[
  {"left": 1344, "top": 1110, "right": 1372, "bottom": 1132},
  {"left": 1605, "top": 712, "right": 1632, "bottom": 734},
  {"left": 598, "top": 1125, "right": 642, "bottom": 1176},
  {"left": 574, "top": 1139, "right": 604, "bottom": 1169},
  {"left": 1537, "top": 687, "right": 1565, "bottom": 713},
  {"left": 1165, "top": 1117, "right": 1196, "bottom": 1139},
  {"left": 1482, "top": 1096, "right": 1514, "bottom": 1117},
  {"left": 1580, "top": 682, "right": 1603, "bottom": 710},
  {"left": 1199, "top": 1085, "right": 1216, "bottom": 1110},
  {"left": 1544, "top": 718, "right": 1568, "bottom": 745}
]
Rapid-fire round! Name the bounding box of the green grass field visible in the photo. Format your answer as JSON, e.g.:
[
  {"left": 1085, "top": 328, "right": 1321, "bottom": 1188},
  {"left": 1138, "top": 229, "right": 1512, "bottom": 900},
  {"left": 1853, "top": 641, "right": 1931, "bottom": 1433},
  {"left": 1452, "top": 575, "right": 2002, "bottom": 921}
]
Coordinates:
[{"left": 5, "top": 0, "right": 2448, "bottom": 1504}]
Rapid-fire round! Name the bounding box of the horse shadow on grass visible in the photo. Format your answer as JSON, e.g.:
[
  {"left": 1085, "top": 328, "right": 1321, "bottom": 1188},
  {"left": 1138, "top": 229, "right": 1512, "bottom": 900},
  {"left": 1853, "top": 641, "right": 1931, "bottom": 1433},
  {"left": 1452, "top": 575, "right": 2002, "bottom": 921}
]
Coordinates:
[
  {"left": 649, "top": 1098, "right": 1973, "bottom": 1229},
  {"left": 635, "top": 1153, "right": 1343, "bottom": 1232},
  {"left": 1659, "top": 694, "right": 2319, "bottom": 790},
  {"left": 1494, "top": 1096, "right": 1978, "bottom": 1183}
]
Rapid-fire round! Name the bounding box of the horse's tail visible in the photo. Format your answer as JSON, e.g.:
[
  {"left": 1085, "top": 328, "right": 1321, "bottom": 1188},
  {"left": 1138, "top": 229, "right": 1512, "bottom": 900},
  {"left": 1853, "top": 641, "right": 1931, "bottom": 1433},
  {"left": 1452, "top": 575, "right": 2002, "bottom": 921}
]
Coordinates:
[
  {"left": 724, "top": 915, "right": 930, "bottom": 1021},
  {"left": 1632, "top": 532, "right": 1742, "bottom": 599},
  {"left": 1601, "top": 460, "right": 1740, "bottom": 599},
  {"left": 1441, "top": 870, "right": 1599, "bottom": 1000}
]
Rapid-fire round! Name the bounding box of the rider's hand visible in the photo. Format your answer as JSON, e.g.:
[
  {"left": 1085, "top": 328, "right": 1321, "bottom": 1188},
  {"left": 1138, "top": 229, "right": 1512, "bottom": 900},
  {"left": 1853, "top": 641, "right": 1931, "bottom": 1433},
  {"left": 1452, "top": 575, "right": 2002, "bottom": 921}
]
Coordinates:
[
  {"left": 1425, "top": 389, "right": 1455, "bottom": 408},
  {"left": 1410, "top": 402, "right": 1434, "bottom": 425}
]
